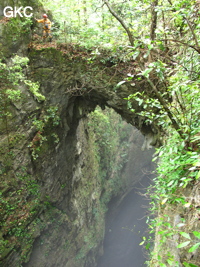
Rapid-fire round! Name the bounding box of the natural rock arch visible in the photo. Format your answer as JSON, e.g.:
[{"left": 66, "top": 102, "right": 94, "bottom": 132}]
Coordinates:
[{"left": 28, "top": 46, "right": 161, "bottom": 149}]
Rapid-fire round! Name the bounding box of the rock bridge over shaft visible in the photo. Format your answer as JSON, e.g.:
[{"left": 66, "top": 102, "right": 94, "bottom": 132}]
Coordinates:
[
  {"left": 29, "top": 46, "right": 161, "bottom": 147},
  {"left": 0, "top": 30, "right": 163, "bottom": 265}
]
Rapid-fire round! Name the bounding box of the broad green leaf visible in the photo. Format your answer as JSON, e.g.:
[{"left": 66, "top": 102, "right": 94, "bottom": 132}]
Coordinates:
[
  {"left": 132, "top": 51, "right": 140, "bottom": 60},
  {"left": 145, "top": 242, "right": 150, "bottom": 249},
  {"left": 183, "top": 262, "right": 199, "bottom": 267},
  {"left": 127, "top": 101, "right": 132, "bottom": 109},
  {"left": 193, "top": 231, "right": 200, "bottom": 239},
  {"left": 188, "top": 242, "right": 200, "bottom": 252},
  {"left": 180, "top": 232, "right": 191, "bottom": 239},
  {"left": 177, "top": 241, "right": 190, "bottom": 248},
  {"left": 195, "top": 171, "right": 200, "bottom": 180},
  {"left": 167, "top": 259, "right": 174, "bottom": 266},
  {"left": 167, "top": 180, "right": 174, "bottom": 187},
  {"left": 141, "top": 68, "right": 153, "bottom": 78}
]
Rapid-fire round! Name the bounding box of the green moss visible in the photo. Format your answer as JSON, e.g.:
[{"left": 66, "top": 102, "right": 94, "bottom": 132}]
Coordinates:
[
  {"left": 0, "top": 239, "right": 14, "bottom": 259},
  {"left": 1, "top": 17, "right": 32, "bottom": 55},
  {"left": 9, "top": 133, "right": 26, "bottom": 148},
  {"left": 29, "top": 47, "right": 68, "bottom": 66}
]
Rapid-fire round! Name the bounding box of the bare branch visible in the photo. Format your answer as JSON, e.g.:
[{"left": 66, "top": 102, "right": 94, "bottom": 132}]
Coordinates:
[
  {"left": 167, "top": 0, "right": 173, "bottom": 5},
  {"left": 146, "top": 77, "right": 185, "bottom": 139},
  {"left": 159, "top": 39, "right": 200, "bottom": 54},
  {"left": 103, "top": 0, "right": 134, "bottom": 46},
  {"left": 184, "top": 16, "right": 199, "bottom": 48}
]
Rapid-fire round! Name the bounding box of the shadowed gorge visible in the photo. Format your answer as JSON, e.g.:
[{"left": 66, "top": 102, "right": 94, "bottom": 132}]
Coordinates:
[{"left": 97, "top": 177, "right": 152, "bottom": 267}]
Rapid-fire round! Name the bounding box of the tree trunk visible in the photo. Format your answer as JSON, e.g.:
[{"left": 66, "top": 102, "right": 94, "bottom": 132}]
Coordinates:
[
  {"left": 147, "top": 78, "right": 185, "bottom": 139},
  {"left": 103, "top": 0, "right": 134, "bottom": 46},
  {"left": 150, "top": 0, "right": 158, "bottom": 41},
  {"left": 83, "top": 0, "right": 88, "bottom": 25}
]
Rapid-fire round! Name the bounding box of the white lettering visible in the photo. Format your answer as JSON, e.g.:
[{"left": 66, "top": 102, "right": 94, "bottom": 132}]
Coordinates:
[
  {"left": 14, "top": 7, "right": 23, "bottom": 17},
  {"left": 4, "top": 6, "right": 13, "bottom": 17},
  {"left": 24, "top": 6, "right": 33, "bottom": 17},
  {"left": 3, "top": 6, "right": 33, "bottom": 17}
]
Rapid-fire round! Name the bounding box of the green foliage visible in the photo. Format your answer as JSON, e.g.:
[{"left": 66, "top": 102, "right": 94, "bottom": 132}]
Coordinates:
[
  {"left": 88, "top": 107, "right": 131, "bottom": 209},
  {"left": 126, "top": 65, "right": 200, "bottom": 140},
  {"left": 32, "top": 106, "right": 60, "bottom": 132},
  {"left": 3, "top": 16, "right": 33, "bottom": 43},
  {"left": 0, "top": 56, "right": 26, "bottom": 86},
  {"left": 40, "top": 0, "right": 200, "bottom": 52},
  {"left": 0, "top": 56, "right": 45, "bottom": 151},
  {"left": 29, "top": 106, "right": 60, "bottom": 160},
  {"left": 126, "top": 91, "right": 167, "bottom": 126},
  {"left": 0, "top": 56, "right": 45, "bottom": 104},
  {"left": 123, "top": 0, "right": 200, "bottom": 211},
  {"left": 0, "top": 165, "right": 41, "bottom": 262},
  {"left": 5, "top": 89, "right": 21, "bottom": 101},
  {"left": 151, "top": 133, "right": 199, "bottom": 202},
  {"left": 0, "top": 55, "right": 28, "bottom": 85},
  {"left": 183, "top": 263, "right": 199, "bottom": 267},
  {"left": 146, "top": 112, "right": 199, "bottom": 265},
  {"left": 0, "top": 57, "right": 27, "bottom": 147},
  {"left": 24, "top": 80, "right": 45, "bottom": 102},
  {"left": 88, "top": 107, "right": 130, "bottom": 180},
  {"left": 40, "top": 0, "right": 153, "bottom": 47},
  {"left": 29, "top": 134, "right": 47, "bottom": 160},
  {"left": 178, "top": 231, "right": 200, "bottom": 253},
  {"left": 118, "top": 3, "right": 200, "bottom": 266}
]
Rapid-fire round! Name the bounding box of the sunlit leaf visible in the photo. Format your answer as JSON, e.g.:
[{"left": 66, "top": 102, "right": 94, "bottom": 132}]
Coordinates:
[
  {"left": 177, "top": 241, "right": 190, "bottom": 248},
  {"left": 180, "top": 232, "right": 191, "bottom": 239},
  {"left": 161, "top": 198, "right": 168, "bottom": 205},
  {"left": 183, "top": 262, "right": 199, "bottom": 267},
  {"left": 145, "top": 242, "right": 150, "bottom": 249},
  {"left": 114, "top": 81, "right": 126, "bottom": 90},
  {"left": 184, "top": 203, "right": 191, "bottom": 208},
  {"left": 188, "top": 243, "right": 200, "bottom": 252},
  {"left": 141, "top": 68, "right": 153, "bottom": 78},
  {"left": 193, "top": 231, "right": 200, "bottom": 239},
  {"left": 177, "top": 223, "right": 185, "bottom": 227}
]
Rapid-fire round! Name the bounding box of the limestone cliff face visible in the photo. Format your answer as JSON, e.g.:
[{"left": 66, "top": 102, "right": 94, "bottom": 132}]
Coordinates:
[
  {"left": 0, "top": 0, "right": 44, "bottom": 56},
  {"left": 0, "top": 54, "right": 152, "bottom": 266},
  {"left": 0, "top": 71, "right": 137, "bottom": 266}
]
